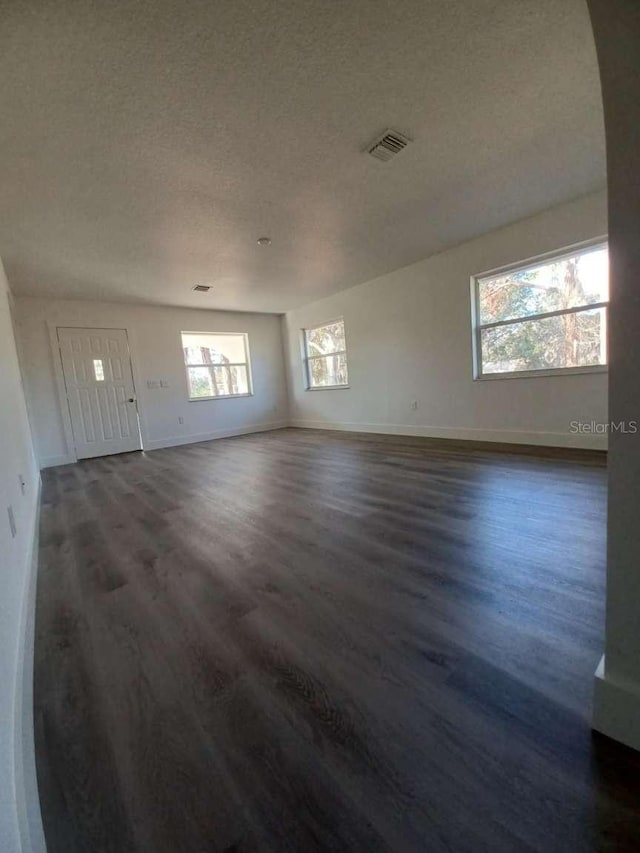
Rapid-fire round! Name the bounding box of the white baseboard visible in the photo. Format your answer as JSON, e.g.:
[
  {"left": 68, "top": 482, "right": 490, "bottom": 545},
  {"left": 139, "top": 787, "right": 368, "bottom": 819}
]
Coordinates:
[
  {"left": 593, "top": 655, "right": 640, "bottom": 752},
  {"left": 40, "top": 423, "right": 290, "bottom": 464},
  {"left": 289, "top": 419, "right": 608, "bottom": 451},
  {"left": 144, "top": 420, "right": 289, "bottom": 451},
  {"left": 41, "top": 419, "right": 604, "bottom": 462},
  {"left": 14, "top": 477, "right": 47, "bottom": 853},
  {"left": 40, "top": 453, "right": 75, "bottom": 469}
]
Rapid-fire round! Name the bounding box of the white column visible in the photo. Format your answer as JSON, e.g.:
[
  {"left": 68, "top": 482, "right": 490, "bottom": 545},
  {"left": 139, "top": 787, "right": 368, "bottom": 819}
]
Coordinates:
[{"left": 588, "top": 1, "right": 640, "bottom": 750}]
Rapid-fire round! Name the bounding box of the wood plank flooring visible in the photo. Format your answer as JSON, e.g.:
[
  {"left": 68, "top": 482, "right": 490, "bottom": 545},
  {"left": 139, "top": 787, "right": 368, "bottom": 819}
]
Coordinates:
[{"left": 34, "top": 428, "right": 640, "bottom": 852}]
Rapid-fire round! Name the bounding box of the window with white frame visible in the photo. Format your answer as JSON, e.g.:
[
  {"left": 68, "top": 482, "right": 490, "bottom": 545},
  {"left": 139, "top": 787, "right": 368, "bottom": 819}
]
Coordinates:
[
  {"left": 181, "top": 332, "right": 252, "bottom": 400},
  {"left": 472, "top": 241, "right": 609, "bottom": 378},
  {"left": 303, "top": 319, "right": 349, "bottom": 389}
]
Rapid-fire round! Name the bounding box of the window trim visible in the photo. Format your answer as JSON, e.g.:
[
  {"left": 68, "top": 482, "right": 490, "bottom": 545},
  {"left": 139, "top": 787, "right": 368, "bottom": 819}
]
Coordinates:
[
  {"left": 302, "top": 318, "right": 350, "bottom": 390},
  {"left": 471, "top": 236, "right": 609, "bottom": 381},
  {"left": 181, "top": 330, "right": 253, "bottom": 401}
]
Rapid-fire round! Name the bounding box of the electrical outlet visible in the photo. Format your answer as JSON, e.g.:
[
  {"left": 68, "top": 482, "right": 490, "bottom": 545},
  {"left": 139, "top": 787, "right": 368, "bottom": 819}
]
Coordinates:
[
  {"left": 411, "top": 400, "right": 419, "bottom": 410},
  {"left": 7, "top": 505, "right": 17, "bottom": 538}
]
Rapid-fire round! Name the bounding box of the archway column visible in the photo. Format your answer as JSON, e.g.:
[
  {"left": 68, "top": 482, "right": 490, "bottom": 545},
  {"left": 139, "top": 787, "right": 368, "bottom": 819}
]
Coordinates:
[{"left": 587, "top": 1, "right": 640, "bottom": 750}]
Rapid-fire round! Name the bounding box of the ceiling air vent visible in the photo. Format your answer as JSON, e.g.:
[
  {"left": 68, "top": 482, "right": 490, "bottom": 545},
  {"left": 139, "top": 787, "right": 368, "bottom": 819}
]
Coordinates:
[
  {"left": 366, "top": 129, "right": 412, "bottom": 162},
  {"left": 192, "top": 284, "right": 211, "bottom": 293}
]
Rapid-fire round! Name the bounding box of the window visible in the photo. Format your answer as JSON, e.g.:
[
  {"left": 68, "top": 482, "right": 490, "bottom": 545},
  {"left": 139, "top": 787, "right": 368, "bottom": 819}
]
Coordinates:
[
  {"left": 93, "top": 359, "right": 105, "bottom": 381},
  {"left": 181, "top": 332, "right": 252, "bottom": 400},
  {"left": 472, "top": 241, "right": 608, "bottom": 378},
  {"left": 303, "top": 319, "right": 349, "bottom": 389}
]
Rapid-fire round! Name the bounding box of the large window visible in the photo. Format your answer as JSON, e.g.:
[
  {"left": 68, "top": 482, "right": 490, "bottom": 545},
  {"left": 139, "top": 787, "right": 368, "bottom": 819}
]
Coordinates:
[
  {"left": 472, "top": 241, "right": 608, "bottom": 378},
  {"left": 181, "top": 332, "right": 252, "bottom": 400},
  {"left": 303, "top": 319, "right": 349, "bottom": 389}
]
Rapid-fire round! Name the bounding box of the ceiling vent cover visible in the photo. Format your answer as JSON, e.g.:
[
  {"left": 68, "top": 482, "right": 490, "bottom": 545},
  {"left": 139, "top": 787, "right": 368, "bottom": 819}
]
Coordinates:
[
  {"left": 366, "top": 129, "right": 412, "bottom": 162},
  {"left": 192, "top": 284, "right": 211, "bottom": 293}
]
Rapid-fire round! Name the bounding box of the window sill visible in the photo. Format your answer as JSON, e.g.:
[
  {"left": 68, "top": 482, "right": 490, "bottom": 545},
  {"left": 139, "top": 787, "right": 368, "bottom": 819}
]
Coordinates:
[
  {"left": 305, "top": 385, "right": 351, "bottom": 392},
  {"left": 188, "top": 392, "right": 254, "bottom": 401},
  {"left": 474, "top": 365, "right": 608, "bottom": 381}
]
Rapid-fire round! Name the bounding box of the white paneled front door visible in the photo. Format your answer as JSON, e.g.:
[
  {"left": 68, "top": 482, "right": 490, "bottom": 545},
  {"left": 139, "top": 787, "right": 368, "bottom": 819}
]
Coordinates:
[{"left": 57, "top": 327, "right": 142, "bottom": 459}]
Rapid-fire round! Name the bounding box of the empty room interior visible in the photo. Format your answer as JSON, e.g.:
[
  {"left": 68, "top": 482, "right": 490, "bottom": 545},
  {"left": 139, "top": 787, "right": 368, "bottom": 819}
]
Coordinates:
[{"left": 2, "top": 2, "right": 640, "bottom": 851}]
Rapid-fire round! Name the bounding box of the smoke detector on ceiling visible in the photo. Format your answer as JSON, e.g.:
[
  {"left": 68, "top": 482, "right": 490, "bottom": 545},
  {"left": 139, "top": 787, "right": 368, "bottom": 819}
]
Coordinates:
[
  {"left": 366, "top": 129, "right": 412, "bottom": 162},
  {"left": 192, "top": 284, "right": 211, "bottom": 292}
]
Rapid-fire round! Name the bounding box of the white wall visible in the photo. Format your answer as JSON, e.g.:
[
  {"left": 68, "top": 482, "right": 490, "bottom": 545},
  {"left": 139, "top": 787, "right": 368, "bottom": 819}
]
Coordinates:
[
  {"left": 283, "top": 190, "right": 608, "bottom": 449},
  {"left": 15, "top": 193, "right": 609, "bottom": 463},
  {"left": 0, "top": 261, "right": 43, "bottom": 851},
  {"left": 14, "top": 298, "right": 289, "bottom": 467}
]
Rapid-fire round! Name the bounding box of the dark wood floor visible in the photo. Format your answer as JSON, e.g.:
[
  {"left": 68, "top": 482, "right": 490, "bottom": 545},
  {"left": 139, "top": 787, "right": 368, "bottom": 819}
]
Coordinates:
[{"left": 35, "top": 428, "right": 640, "bottom": 852}]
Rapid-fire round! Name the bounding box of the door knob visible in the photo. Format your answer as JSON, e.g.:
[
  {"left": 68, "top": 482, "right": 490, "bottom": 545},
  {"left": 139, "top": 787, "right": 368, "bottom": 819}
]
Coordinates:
[{"left": 128, "top": 397, "right": 136, "bottom": 403}]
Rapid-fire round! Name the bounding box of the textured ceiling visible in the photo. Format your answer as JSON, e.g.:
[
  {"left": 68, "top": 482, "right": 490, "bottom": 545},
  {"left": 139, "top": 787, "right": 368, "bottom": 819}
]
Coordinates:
[{"left": 0, "top": 0, "right": 605, "bottom": 313}]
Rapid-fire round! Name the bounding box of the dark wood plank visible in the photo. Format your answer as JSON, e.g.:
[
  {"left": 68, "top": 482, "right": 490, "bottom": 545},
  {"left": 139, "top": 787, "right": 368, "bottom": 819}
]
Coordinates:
[{"left": 34, "top": 428, "right": 640, "bottom": 852}]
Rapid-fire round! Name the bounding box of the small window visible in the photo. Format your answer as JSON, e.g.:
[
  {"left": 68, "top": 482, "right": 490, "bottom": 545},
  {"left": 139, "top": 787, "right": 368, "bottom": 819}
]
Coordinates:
[
  {"left": 472, "top": 241, "right": 609, "bottom": 378},
  {"left": 303, "top": 319, "right": 349, "bottom": 389},
  {"left": 93, "top": 359, "right": 105, "bottom": 381},
  {"left": 181, "top": 332, "right": 252, "bottom": 400}
]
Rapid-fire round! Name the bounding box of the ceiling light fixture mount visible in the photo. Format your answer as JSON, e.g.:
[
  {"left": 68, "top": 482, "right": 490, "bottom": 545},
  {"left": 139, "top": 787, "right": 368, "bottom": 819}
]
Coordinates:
[{"left": 257, "top": 237, "right": 272, "bottom": 246}]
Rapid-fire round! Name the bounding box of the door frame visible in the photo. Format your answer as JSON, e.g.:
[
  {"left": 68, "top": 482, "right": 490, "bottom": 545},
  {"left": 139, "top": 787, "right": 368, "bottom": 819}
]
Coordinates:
[{"left": 47, "top": 322, "right": 149, "bottom": 464}]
